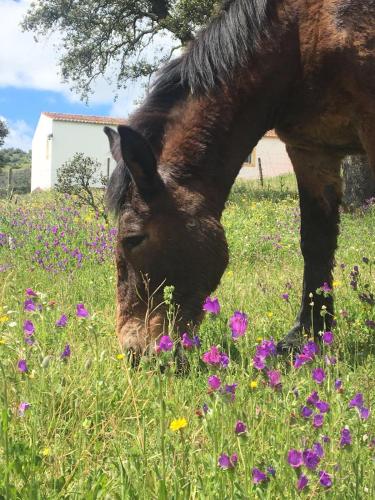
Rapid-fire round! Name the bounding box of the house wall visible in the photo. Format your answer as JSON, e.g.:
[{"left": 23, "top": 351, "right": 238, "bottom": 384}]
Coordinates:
[
  {"left": 50, "top": 121, "right": 114, "bottom": 188},
  {"left": 31, "top": 115, "right": 53, "bottom": 190},
  {"left": 254, "top": 137, "right": 293, "bottom": 177}
]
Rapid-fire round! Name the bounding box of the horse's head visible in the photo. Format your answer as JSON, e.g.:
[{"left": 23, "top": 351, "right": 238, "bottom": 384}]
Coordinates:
[{"left": 105, "top": 125, "right": 228, "bottom": 356}]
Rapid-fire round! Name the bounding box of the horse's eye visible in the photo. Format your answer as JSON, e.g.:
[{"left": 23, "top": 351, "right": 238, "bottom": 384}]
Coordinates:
[{"left": 122, "top": 234, "right": 147, "bottom": 249}]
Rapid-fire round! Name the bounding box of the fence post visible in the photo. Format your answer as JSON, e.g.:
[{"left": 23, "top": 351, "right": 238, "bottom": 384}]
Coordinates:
[
  {"left": 7, "top": 168, "right": 13, "bottom": 198},
  {"left": 258, "top": 158, "right": 264, "bottom": 188}
]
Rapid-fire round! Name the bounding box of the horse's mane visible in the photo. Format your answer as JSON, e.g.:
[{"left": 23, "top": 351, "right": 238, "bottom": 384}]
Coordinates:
[{"left": 107, "top": 0, "right": 276, "bottom": 212}]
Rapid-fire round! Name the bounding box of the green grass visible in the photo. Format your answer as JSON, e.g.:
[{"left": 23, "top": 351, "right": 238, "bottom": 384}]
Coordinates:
[{"left": 0, "top": 175, "right": 374, "bottom": 498}]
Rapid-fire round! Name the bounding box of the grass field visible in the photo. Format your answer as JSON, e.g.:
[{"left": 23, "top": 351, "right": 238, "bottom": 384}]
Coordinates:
[{"left": 0, "top": 176, "right": 374, "bottom": 498}]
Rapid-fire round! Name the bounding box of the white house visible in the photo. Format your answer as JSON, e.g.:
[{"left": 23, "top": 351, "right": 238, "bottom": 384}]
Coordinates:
[
  {"left": 31, "top": 112, "right": 292, "bottom": 190},
  {"left": 31, "top": 112, "right": 126, "bottom": 191}
]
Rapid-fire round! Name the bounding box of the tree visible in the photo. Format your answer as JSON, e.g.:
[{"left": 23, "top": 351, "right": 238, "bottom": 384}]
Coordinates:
[
  {"left": 0, "top": 119, "right": 8, "bottom": 148},
  {"left": 342, "top": 155, "right": 375, "bottom": 210},
  {"left": 55, "top": 153, "right": 108, "bottom": 222},
  {"left": 23, "top": 0, "right": 220, "bottom": 100}
]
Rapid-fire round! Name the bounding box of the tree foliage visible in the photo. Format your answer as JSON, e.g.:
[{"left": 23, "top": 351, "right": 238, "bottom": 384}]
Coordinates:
[
  {"left": 0, "top": 148, "right": 31, "bottom": 169},
  {"left": 0, "top": 119, "right": 8, "bottom": 148},
  {"left": 23, "top": 0, "right": 220, "bottom": 99},
  {"left": 55, "top": 153, "right": 108, "bottom": 221}
]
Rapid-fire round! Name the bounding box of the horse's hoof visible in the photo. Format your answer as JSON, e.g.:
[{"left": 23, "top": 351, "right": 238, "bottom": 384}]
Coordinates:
[{"left": 276, "top": 326, "right": 305, "bottom": 355}]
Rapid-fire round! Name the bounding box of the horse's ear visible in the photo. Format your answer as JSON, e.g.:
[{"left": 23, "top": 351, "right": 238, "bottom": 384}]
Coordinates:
[
  {"left": 104, "top": 126, "right": 121, "bottom": 163},
  {"left": 117, "top": 125, "right": 161, "bottom": 196}
]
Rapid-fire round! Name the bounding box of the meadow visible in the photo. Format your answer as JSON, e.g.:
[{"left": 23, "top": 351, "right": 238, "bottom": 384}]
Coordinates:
[{"left": 0, "top": 176, "right": 374, "bottom": 499}]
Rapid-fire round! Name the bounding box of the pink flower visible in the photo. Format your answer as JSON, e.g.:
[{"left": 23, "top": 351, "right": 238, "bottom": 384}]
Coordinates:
[
  {"left": 76, "top": 303, "right": 89, "bottom": 318},
  {"left": 203, "top": 297, "right": 220, "bottom": 315},
  {"left": 156, "top": 335, "right": 173, "bottom": 353},
  {"left": 322, "top": 331, "right": 334, "bottom": 344},
  {"left": 267, "top": 370, "right": 281, "bottom": 388},
  {"left": 202, "top": 346, "right": 229, "bottom": 368},
  {"left": 229, "top": 311, "right": 248, "bottom": 339},
  {"left": 208, "top": 375, "right": 221, "bottom": 390}
]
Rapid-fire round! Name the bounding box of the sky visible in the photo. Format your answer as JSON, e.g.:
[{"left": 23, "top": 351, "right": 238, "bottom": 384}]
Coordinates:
[{"left": 0, "top": 0, "right": 150, "bottom": 151}]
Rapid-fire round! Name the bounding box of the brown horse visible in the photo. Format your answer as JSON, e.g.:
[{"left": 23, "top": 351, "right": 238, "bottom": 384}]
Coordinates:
[{"left": 104, "top": 0, "right": 375, "bottom": 358}]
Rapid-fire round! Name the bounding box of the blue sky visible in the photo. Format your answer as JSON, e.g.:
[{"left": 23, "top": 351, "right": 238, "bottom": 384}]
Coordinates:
[{"left": 0, "top": 0, "right": 147, "bottom": 151}]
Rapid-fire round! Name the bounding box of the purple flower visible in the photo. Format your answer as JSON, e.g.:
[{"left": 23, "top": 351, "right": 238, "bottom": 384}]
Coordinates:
[
  {"left": 23, "top": 319, "right": 35, "bottom": 336},
  {"left": 312, "top": 368, "right": 326, "bottom": 384},
  {"left": 297, "top": 474, "right": 309, "bottom": 491},
  {"left": 25, "top": 288, "right": 37, "bottom": 297},
  {"left": 24, "top": 298, "right": 36, "bottom": 312},
  {"left": 156, "top": 335, "right": 173, "bottom": 352},
  {"left": 235, "top": 420, "right": 247, "bottom": 435},
  {"left": 267, "top": 466, "right": 276, "bottom": 477},
  {"left": 181, "top": 332, "right": 194, "bottom": 349},
  {"left": 322, "top": 435, "right": 330, "bottom": 443},
  {"left": 325, "top": 355, "right": 337, "bottom": 366},
  {"left": 303, "top": 341, "right": 319, "bottom": 356},
  {"left": 202, "top": 403, "right": 209, "bottom": 414},
  {"left": 303, "top": 449, "right": 320, "bottom": 470},
  {"left": 340, "top": 428, "right": 351, "bottom": 447},
  {"left": 18, "top": 402, "right": 30, "bottom": 416},
  {"left": 253, "top": 355, "right": 266, "bottom": 370},
  {"left": 360, "top": 407, "right": 370, "bottom": 420},
  {"left": 208, "top": 375, "right": 221, "bottom": 391},
  {"left": 321, "top": 282, "right": 332, "bottom": 293},
  {"left": 256, "top": 339, "right": 276, "bottom": 358},
  {"left": 313, "top": 414, "right": 324, "bottom": 428},
  {"left": 349, "top": 393, "right": 363, "bottom": 408},
  {"left": 307, "top": 391, "right": 319, "bottom": 406},
  {"left": 335, "top": 379, "right": 342, "bottom": 391},
  {"left": 319, "top": 471, "right": 332, "bottom": 488},
  {"left": 294, "top": 353, "right": 313, "bottom": 369},
  {"left": 315, "top": 400, "right": 330, "bottom": 414},
  {"left": 76, "top": 303, "right": 89, "bottom": 318},
  {"left": 202, "top": 346, "right": 229, "bottom": 368},
  {"left": 224, "top": 383, "right": 238, "bottom": 401},
  {"left": 288, "top": 449, "right": 303, "bottom": 468},
  {"left": 56, "top": 314, "right": 68, "bottom": 328},
  {"left": 192, "top": 335, "right": 201, "bottom": 347},
  {"left": 203, "top": 297, "right": 220, "bottom": 315},
  {"left": 252, "top": 468, "right": 267, "bottom": 484},
  {"left": 267, "top": 370, "right": 281, "bottom": 388},
  {"left": 229, "top": 311, "right": 248, "bottom": 339},
  {"left": 218, "top": 453, "right": 238, "bottom": 469},
  {"left": 17, "top": 359, "right": 28, "bottom": 373},
  {"left": 60, "top": 344, "right": 71, "bottom": 359},
  {"left": 322, "top": 331, "right": 334, "bottom": 344},
  {"left": 312, "top": 442, "right": 324, "bottom": 458},
  {"left": 282, "top": 293, "right": 289, "bottom": 302},
  {"left": 301, "top": 406, "right": 313, "bottom": 418}
]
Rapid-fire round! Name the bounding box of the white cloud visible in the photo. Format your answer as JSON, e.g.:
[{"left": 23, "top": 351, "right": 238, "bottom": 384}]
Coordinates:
[{"left": 1, "top": 116, "right": 33, "bottom": 151}]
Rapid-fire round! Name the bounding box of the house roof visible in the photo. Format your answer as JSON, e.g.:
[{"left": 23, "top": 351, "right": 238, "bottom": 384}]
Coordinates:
[{"left": 42, "top": 112, "right": 127, "bottom": 126}]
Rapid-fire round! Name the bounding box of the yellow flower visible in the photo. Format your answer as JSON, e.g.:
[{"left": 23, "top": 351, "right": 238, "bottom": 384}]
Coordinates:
[
  {"left": 41, "top": 447, "right": 51, "bottom": 457},
  {"left": 0, "top": 315, "right": 9, "bottom": 323},
  {"left": 0, "top": 337, "right": 6, "bottom": 345},
  {"left": 249, "top": 380, "right": 258, "bottom": 389},
  {"left": 256, "top": 337, "right": 263, "bottom": 343},
  {"left": 267, "top": 312, "right": 273, "bottom": 318},
  {"left": 116, "top": 353, "right": 125, "bottom": 360},
  {"left": 332, "top": 280, "right": 342, "bottom": 288},
  {"left": 169, "top": 418, "right": 187, "bottom": 432}
]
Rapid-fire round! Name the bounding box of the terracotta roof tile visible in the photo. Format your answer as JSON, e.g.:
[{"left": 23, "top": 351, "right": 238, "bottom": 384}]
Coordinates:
[{"left": 42, "top": 112, "right": 127, "bottom": 126}]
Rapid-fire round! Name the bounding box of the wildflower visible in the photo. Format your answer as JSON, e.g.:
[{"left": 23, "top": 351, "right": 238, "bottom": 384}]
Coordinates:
[
  {"left": 229, "top": 311, "right": 248, "bottom": 339},
  {"left": 325, "top": 355, "right": 337, "bottom": 366},
  {"left": 0, "top": 315, "right": 9, "bottom": 323},
  {"left": 203, "top": 297, "right": 220, "bottom": 315},
  {"left": 41, "top": 447, "right": 51, "bottom": 457},
  {"left": 17, "top": 359, "right": 28, "bottom": 373},
  {"left": 218, "top": 453, "right": 238, "bottom": 469},
  {"left": 301, "top": 406, "right": 313, "bottom": 418},
  {"left": 56, "top": 314, "right": 67, "bottom": 328},
  {"left": 267, "top": 466, "right": 276, "bottom": 477},
  {"left": 312, "top": 442, "right": 324, "bottom": 458},
  {"left": 235, "top": 420, "right": 247, "bottom": 435},
  {"left": 321, "top": 282, "right": 332, "bottom": 293},
  {"left": 297, "top": 474, "right": 309, "bottom": 491},
  {"left": 208, "top": 375, "right": 221, "bottom": 391},
  {"left": 156, "top": 335, "right": 173, "bottom": 353},
  {"left": 116, "top": 353, "right": 125, "bottom": 360},
  {"left": 23, "top": 320, "right": 35, "bottom": 336},
  {"left": 76, "top": 303, "right": 89, "bottom": 318},
  {"left": 360, "top": 407, "right": 370, "bottom": 420},
  {"left": 322, "top": 435, "right": 330, "bottom": 443},
  {"left": 340, "top": 428, "right": 352, "bottom": 447},
  {"left": 335, "top": 379, "right": 342, "bottom": 391},
  {"left": 288, "top": 449, "right": 303, "bottom": 468},
  {"left": 18, "top": 402, "right": 30, "bottom": 416},
  {"left": 349, "top": 393, "right": 364, "bottom": 408},
  {"left": 224, "top": 383, "right": 238, "bottom": 402},
  {"left": 252, "top": 468, "right": 267, "bottom": 484},
  {"left": 282, "top": 293, "right": 289, "bottom": 302},
  {"left": 303, "top": 341, "right": 319, "bottom": 356},
  {"left": 322, "top": 331, "right": 334, "bottom": 344},
  {"left": 202, "top": 403, "right": 209, "bottom": 415},
  {"left": 313, "top": 414, "right": 324, "bottom": 428},
  {"left": 253, "top": 355, "right": 266, "bottom": 371},
  {"left": 315, "top": 400, "right": 330, "bottom": 414},
  {"left": 307, "top": 391, "right": 319, "bottom": 406},
  {"left": 294, "top": 353, "right": 313, "bottom": 369},
  {"left": 312, "top": 368, "right": 326, "bottom": 384},
  {"left": 303, "top": 449, "right": 320, "bottom": 470},
  {"left": 192, "top": 335, "right": 201, "bottom": 347},
  {"left": 256, "top": 339, "right": 276, "bottom": 358},
  {"left": 170, "top": 418, "right": 187, "bottom": 431},
  {"left": 60, "top": 344, "right": 71, "bottom": 359},
  {"left": 249, "top": 380, "right": 258, "bottom": 389},
  {"left": 267, "top": 370, "right": 281, "bottom": 388},
  {"left": 26, "top": 288, "right": 37, "bottom": 297},
  {"left": 319, "top": 470, "right": 332, "bottom": 488},
  {"left": 24, "top": 299, "right": 36, "bottom": 312},
  {"left": 202, "top": 346, "right": 228, "bottom": 368},
  {"left": 181, "top": 332, "right": 199, "bottom": 349}
]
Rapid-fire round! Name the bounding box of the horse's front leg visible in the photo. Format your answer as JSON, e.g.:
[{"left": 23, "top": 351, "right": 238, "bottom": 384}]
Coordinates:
[{"left": 277, "top": 146, "right": 343, "bottom": 353}]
